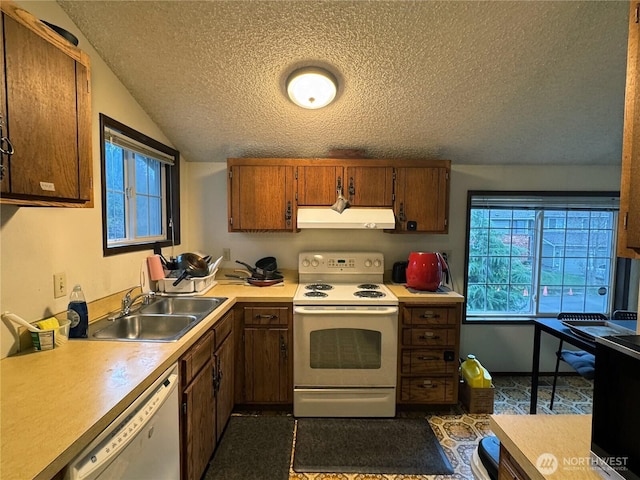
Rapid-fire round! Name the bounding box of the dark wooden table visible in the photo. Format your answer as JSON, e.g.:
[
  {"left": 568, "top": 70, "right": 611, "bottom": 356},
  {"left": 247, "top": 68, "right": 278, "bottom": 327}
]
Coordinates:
[{"left": 529, "top": 318, "right": 636, "bottom": 414}]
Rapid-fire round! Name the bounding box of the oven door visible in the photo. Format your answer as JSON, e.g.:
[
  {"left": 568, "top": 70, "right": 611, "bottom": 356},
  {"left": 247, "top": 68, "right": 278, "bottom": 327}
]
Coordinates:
[{"left": 293, "top": 305, "right": 398, "bottom": 387}]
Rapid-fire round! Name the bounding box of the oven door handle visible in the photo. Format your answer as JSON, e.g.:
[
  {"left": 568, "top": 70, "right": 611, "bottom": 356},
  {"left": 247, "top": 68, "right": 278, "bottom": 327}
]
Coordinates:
[{"left": 294, "top": 306, "right": 398, "bottom": 315}]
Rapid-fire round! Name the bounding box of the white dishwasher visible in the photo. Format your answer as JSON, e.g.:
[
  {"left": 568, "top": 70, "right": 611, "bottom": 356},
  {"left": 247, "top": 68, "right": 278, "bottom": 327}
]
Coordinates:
[{"left": 66, "top": 363, "right": 180, "bottom": 480}]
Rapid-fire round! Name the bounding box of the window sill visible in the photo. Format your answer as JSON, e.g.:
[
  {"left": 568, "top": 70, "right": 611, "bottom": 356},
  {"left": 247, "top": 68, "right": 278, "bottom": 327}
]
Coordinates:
[{"left": 463, "top": 316, "right": 537, "bottom": 325}]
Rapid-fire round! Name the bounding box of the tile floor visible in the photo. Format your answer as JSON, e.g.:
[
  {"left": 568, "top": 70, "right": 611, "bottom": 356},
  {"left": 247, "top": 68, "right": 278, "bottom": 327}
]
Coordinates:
[{"left": 287, "top": 375, "right": 594, "bottom": 480}]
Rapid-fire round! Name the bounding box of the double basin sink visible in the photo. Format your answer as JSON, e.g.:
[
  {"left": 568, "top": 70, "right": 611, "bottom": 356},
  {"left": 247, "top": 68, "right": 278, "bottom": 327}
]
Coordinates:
[{"left": 88, "top": 296, "right": 227, "bottom": 342}]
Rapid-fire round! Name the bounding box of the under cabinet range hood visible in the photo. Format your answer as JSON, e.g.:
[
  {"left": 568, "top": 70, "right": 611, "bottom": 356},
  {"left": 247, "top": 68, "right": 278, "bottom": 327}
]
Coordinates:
[{"left": 297, "top": 208, "right": 396, "bottom": 229}]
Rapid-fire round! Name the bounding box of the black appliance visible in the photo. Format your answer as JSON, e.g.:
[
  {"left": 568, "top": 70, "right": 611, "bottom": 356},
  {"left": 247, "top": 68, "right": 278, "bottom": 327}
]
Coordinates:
[
  {"left": 591, "top": 335, "right": 640, "bottom": 480},
  {"left": 392, "top": 261, "right": 408, "bottom": 283}
]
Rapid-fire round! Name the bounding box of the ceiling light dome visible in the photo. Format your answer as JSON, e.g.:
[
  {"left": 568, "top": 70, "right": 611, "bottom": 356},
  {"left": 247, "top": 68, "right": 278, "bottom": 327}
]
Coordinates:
[{"left": 286, "top": 67, "right": 337, "bottom": 109}]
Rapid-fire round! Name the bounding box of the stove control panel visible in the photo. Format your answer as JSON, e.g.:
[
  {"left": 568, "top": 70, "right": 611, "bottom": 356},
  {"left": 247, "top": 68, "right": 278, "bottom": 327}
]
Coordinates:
[{"left": 299, "top": 251, "right": 384, "bottom": 275}]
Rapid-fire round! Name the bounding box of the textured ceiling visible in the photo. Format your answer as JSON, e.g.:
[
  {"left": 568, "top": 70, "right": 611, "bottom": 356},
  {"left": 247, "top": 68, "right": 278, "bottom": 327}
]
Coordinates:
[{"left": 57, "top": 0, "right": 630, "bottom": 165}]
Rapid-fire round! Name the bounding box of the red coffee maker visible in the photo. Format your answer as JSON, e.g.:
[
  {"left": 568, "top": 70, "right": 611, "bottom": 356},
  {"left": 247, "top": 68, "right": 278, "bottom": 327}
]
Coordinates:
[{"left": 405, "top": 252, "right": 449, "bottom": 291}]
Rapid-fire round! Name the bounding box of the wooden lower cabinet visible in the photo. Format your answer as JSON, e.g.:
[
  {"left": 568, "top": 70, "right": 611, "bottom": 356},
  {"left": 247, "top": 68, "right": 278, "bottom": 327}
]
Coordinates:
[
  {"left": 214, "top": 312, "right": 234, "bottom": 441},
  {"left": 180, "top": 311, "right": 235, "bottom": 480},
  {"left": 180, "top": 330, "right": 216, "bottom": 480},
  {"left": 234, "top": 303, "right": 293, "bottom": 405},
  {"left": 397, "top": 303, "right": 461, "bottom": 405},
  {"left": 498, "top": 444, "right": 531, "bottom": 480}
]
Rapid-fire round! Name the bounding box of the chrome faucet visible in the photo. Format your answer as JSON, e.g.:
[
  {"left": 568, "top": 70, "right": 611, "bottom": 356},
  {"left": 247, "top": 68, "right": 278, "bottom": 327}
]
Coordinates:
[{"left": 121, "top": 287, "right": 156, "bottom": 315}]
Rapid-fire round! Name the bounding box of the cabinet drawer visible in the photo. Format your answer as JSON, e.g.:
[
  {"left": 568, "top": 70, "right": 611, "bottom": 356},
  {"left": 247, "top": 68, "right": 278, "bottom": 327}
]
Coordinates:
[
  {"left": 244, "top": 307, "right": 289, "bottom": 326},
  {"left": 404, "top": 307, "right": 455, "bottom": 325},
  {"left": 181, "top": 330, "right": 214, "bottom": 385},
  {"left": 499, "top": 445, "right": 531, "bottom": 480},
  {"left": 402, "top": 327, "right": 455, "bottom": 346},
  {"left": 214, "top": 311, "right": 233, "bottom": 349},
  {"left": 400, "top": 377, "right": 454, "bottom": 403},
  {"left": 401, "top": 349, "right": 457, "bottom": 375}
]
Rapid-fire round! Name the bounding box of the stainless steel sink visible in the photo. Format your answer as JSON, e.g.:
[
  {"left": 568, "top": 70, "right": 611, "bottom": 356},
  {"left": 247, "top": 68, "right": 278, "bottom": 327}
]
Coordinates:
[
  {"left": 92, "top": 314, "right": 197, "bottom": 341},
  {"left": 88, "top": 296, "right": 227, "bottom": 342},
  {"left": 139, "top": 296, "right": 225, "bottom": 316}
]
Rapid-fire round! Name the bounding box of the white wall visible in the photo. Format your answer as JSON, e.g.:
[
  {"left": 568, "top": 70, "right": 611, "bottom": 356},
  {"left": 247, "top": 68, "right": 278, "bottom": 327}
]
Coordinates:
[
  {"left": 0, "top": 1, "right": 192, "bottom": 358},
  {"left": 186, "top": 163, "right": 624, "bottom": 372}
]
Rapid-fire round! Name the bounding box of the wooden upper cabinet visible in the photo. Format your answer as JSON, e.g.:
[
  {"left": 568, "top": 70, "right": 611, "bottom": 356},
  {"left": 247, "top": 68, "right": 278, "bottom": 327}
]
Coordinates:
[
  {"left": 618, "top": 1, "right": 640, "bottom": 259},
  {"left": 297, "top": 165, "right": 342, "bottom": 206},
  {"left": 227, "top": 157, "right": 450, "bottom": 233},
  {"left": 0, "top": 2, "right": 92, "bottom": 206},
  {"left": 394, "top": 162, "right": 450, "bottom": 233},
  {"left": 227, "top": 160, "right": 296, "bottom": 231},
  {"left": 344, "top": 165, "right": 393, "bottom": 207},
  {"left": 296, "top": 162, "right": 393, "bottom": 207},
  {"left": 0, "top": 16, "right": 7, "bottom": 195}
]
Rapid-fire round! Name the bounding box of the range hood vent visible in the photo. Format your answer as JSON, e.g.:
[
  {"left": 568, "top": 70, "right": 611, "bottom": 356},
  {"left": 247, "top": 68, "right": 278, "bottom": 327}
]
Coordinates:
[{"left": 297, "top": 207, "right": 396, "bottom": 229}]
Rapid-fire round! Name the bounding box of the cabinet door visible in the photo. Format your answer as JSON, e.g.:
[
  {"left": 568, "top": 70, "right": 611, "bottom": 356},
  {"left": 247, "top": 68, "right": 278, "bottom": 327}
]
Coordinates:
[
  {"left": 0, "top": 15, "right": 7, "bottom": 194},
  {"left": 182, "top": 361, "right": 216, "bottom": 480},
  {"left": 345, "top": 166, "right": 394, "bottom": 206},
  {"left": 297, "top": 164, "right": 394, "bottom": 207},
  {"left": 297, "top": 165, "right": 343, "bottom": 206},
  {"left": 3, "top": 14, "right": 89, "bottom": 201},
  {"left": 243, "top": 327, "right": 290, "bottom": 403},
  {"left": 215, "top": 330, "right": 234, "bottom": 441},
  {"left": 394, "top": 166, "right": 449, "bottom": 233},
  {"left": 498, "top": 444, "right": 531, "bottom": 480},
  {"left": 228, "top": 164, "right": 295, "bottom": 231},
  {"left": 618, "top": 2, "right": 640, "bottom": 258}
]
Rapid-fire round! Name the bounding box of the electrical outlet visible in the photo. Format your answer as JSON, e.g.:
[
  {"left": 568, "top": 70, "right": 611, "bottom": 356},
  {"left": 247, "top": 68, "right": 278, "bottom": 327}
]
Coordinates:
[
  {"left": 222, "top": 248, "right": 231, "bottom": 261},
  {"left": 53, "top": 272, "right": 66, "bottom": 298}
]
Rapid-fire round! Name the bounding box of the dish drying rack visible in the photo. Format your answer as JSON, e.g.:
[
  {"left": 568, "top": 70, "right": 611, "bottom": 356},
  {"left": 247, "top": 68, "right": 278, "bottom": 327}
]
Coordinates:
[{"left": 156, "top": 269, "right": 218, "bottom": 294}]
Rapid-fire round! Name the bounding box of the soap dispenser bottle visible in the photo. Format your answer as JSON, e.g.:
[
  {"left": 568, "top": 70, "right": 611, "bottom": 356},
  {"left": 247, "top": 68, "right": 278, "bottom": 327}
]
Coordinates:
[{"left": 68, "top": 284, "right": 88, "bottom": 338}]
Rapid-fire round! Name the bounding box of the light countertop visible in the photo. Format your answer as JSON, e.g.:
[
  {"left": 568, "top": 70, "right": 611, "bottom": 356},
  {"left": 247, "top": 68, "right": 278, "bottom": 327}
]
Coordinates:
[
  {"left": 490, "top": 414, "right": 602, "bottom": 479},
  {"left": 1, "top": 273, "right": 463, "bottom": 480}
]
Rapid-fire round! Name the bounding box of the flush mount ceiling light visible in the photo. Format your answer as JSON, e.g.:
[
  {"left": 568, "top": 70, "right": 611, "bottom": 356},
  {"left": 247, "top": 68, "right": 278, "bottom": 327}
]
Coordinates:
[{"left": 286, "top": 67, "right": 337, "bottom": 109}]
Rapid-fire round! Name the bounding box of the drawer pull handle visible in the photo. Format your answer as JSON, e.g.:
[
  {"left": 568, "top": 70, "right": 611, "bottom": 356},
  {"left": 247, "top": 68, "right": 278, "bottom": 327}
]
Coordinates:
[
  {"left": 417, "top": 356, "right": 439, "bottom": 361},
  {"left": 257, "top": 314, "right": 277, "bottom": 320},
  {"left": 420, "top": 313, "right": 440, "bottom": 319},
  {"left": 419, "top": 381, "right": 438, "bottom": 389},
  {"left": 418, "top": 333, "right": 440, "bottom": 340}
]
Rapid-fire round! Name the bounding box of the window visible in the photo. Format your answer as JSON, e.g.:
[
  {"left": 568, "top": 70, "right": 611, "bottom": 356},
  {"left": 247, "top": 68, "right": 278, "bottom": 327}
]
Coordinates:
[
  {"left": 464, "top": 191, "right": 619, "bottom": 321},
  {"left": 100, "top": 114, "right": 180, "bottom": 256}
]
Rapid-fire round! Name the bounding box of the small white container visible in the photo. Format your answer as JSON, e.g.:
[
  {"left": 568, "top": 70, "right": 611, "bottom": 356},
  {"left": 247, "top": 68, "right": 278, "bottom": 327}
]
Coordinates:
[{"left": 30, "top": 319, "right": 71, "bottom": 351}]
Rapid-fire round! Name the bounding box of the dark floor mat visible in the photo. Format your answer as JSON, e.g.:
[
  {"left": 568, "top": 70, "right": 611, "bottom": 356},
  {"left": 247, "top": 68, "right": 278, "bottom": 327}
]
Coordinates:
[
  {"left": 293, "top": 417, "right": 454, "bottom": 475},
  {"left": 204, "top": 415, "right": 294, "bottom": 480}
]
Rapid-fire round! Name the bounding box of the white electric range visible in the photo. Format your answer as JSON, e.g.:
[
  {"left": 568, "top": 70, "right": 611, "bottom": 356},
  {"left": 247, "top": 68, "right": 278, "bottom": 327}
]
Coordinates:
[{"left": 293, "top": 251, "right": 399, "bottom": 417}]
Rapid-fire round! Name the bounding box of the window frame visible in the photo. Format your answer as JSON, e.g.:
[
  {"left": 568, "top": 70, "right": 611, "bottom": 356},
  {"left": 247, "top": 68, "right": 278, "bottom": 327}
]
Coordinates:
[
  {"left": 462, "top": 190, "right": 621, "bottom": 324},
  {"left": 99, "top": 114, "right": 181, "bottom": 257}
]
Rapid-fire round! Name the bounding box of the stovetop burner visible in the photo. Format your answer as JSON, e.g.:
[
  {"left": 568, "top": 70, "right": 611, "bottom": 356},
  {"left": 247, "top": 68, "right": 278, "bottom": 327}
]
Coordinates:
[
  {"left": 354, "top": 290, "right": 386, "bottom": 298},
  {"left": 305, "top": 283, "right": 333, "bottom": 291},
  {"left": 295, "top": 252, "right": 398, "bottom": 306},
  {"left": 304, "top": 291, "right": 329, "bottom": 298}
]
